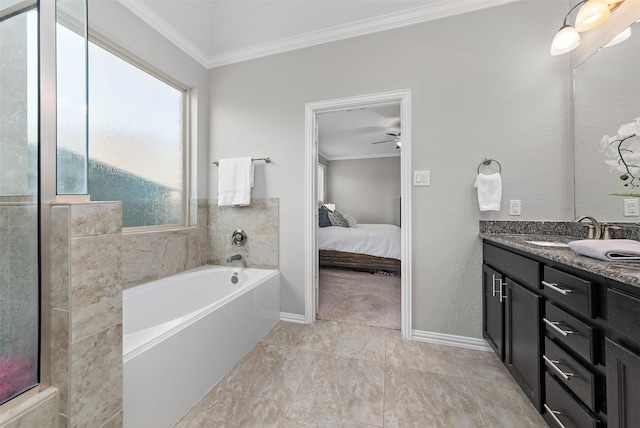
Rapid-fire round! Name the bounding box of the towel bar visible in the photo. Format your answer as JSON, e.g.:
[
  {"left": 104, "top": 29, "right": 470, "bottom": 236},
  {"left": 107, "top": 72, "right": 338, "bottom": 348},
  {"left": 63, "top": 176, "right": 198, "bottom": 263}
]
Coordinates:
[
  {"left": 477, "top": 158, "right": 501, "bottom": 174},
  {"left": 213, "top": 157, "right": 271, "bottom": 166}
]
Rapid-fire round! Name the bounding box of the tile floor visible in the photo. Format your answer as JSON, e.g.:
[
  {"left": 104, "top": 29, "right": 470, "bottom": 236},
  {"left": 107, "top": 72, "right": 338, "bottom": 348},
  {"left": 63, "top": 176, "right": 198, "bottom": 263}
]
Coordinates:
[{"left": 174, "top": 321, "right": 548, "bottom": 427}]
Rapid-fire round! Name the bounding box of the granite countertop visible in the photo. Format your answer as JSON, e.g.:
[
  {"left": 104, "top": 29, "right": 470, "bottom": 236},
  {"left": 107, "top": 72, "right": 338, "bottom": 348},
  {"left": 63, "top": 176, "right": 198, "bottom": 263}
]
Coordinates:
[{"left": 480, "top": 232, "right": 640, "bottom": 289}]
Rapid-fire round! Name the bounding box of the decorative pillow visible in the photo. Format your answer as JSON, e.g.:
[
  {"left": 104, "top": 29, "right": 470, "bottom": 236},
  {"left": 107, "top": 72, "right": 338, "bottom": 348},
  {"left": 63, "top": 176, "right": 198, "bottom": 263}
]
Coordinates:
[
  {"left": 318, "top": 206, "right": 332, "bottom": 227},
  {"left": 328, "top": 210, "right": 349, "bottom": 227},
  {"left": 342, "top": 213, "right": 358, "bottom": 227}
]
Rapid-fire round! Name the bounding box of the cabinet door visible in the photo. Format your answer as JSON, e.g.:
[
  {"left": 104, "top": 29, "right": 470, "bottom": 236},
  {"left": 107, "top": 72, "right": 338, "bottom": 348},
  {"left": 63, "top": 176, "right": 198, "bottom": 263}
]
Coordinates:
[
  {"left": 483, "top": 264, "right": 504, "bottom": 360},
  {"left": 505, "top": 278, "right": 542, "bottom": 411},
  {"left": 606, "top": 338, "right": 640, "bottom": 427}
]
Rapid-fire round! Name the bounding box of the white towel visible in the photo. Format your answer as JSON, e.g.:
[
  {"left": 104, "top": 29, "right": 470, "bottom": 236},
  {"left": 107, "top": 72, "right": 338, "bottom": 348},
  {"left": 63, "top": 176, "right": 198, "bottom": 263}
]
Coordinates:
[
  {"left": 218, "top": 157, "right": 254, "bottom": 206},
  {"left": 569, "top": 239, "right": 640, "bottom": 261},
  {"left": 474, "top": 173, "right": 502, "bottom": 211}
]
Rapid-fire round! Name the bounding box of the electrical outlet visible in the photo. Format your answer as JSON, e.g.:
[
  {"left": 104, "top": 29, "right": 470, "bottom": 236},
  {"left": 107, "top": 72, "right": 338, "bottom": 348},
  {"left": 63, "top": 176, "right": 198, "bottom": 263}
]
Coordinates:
[
  {"left": 509, "top": 200, "right": 521, "bottom": 216},
  {"left": 624, "top": 198, "right": 640, "bottom": 216}
]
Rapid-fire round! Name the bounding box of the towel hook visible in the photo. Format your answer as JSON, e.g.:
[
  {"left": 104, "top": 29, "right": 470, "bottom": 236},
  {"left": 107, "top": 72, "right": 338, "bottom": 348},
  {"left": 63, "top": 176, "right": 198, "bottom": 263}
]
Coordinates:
[{"left": 477, "top": 158, "right": 502, "bottom": 174}]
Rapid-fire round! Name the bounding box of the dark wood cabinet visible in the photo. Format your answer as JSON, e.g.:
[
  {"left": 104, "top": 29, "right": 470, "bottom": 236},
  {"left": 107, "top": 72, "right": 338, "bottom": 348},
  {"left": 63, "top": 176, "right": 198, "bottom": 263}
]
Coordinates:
[
  {"left": 606, "top": 338, "right": 640, "bottom": 428},
  {"left": 482, "top": 264, "right": 504, "bottom": 359},
  {"left": 505, "top": 278, "right": 542, "bottom": 411}
]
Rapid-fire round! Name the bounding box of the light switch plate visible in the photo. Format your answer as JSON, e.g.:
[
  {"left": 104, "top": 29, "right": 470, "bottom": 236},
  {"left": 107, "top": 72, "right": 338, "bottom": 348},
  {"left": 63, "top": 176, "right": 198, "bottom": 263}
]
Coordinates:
[{"left": 413, "top": 171, "right": 430, "bottom": 186}]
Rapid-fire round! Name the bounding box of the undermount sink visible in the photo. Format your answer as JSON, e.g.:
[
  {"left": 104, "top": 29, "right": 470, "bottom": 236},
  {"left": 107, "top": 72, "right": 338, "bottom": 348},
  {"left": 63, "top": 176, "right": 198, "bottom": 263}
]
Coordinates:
[{"left": 524, "top": 240, "right": 570, "bottom": 248}]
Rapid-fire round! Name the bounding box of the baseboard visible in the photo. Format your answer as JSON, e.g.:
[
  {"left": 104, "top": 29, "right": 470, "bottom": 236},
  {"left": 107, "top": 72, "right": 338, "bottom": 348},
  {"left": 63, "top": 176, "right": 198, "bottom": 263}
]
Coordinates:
[
  {"left": 411, "top": 329, "right": 491, "bottom": 351},
  {"left": 280, "top": 312, "right": 306, "bottom": 323}
]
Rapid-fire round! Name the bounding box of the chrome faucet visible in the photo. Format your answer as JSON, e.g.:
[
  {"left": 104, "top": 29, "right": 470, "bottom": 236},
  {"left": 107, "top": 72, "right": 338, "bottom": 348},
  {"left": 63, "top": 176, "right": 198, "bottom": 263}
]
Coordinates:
[
  {"left": 573, "top": 215, "right": 601, "bottom": 239},
  {"left": 226, "top": 253, "right": 243, "bottom": 263}
]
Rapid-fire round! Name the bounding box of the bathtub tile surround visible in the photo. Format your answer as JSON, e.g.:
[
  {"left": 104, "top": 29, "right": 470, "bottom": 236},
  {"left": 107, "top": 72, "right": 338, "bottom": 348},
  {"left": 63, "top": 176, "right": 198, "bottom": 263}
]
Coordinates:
[
  {"left": 208, "top": 198, "right": 279, "bottom": 269},
  {"left": 50, "top": 202, "right": 123, "bottom": 427},
  {"left": 177, "top": 321, "right": 547, "bottom": 427},
  {"left": 0, "top": 387, "right": 59, "bottom": 428},
  {"left": 122, "top": 199, "right": 210, "bottom": 290}
]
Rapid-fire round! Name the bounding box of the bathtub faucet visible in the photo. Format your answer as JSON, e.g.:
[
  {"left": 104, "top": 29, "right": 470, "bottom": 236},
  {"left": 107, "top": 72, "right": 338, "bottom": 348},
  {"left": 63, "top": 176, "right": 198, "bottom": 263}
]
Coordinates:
[{"left": 226, "top": 253, "right": 243, "bottom": 263}]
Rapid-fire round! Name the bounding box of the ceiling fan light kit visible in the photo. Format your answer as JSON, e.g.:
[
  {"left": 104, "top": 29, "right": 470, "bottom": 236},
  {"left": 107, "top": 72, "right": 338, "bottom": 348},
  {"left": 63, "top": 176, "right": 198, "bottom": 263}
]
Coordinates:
[{"left": 550, "top": 0, "right": 622, "bottom": 56}]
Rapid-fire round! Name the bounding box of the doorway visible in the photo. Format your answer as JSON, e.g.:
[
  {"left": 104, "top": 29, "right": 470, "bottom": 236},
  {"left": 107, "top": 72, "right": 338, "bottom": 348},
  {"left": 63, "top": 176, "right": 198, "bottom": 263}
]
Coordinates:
[{"left": 304, "top": 90, "right": 412, "bottom": 338}]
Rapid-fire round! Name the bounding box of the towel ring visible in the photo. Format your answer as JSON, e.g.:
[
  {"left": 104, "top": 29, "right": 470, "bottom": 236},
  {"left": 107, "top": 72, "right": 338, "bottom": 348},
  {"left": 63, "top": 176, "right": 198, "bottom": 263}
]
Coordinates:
[{"left": 477, "top": 158, "right": 502, "bottom": 174}]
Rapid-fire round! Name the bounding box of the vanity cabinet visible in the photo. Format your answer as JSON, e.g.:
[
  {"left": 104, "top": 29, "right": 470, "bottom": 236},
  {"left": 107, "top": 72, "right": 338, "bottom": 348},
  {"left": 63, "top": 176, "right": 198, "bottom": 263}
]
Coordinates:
[
  {"left": 605, "top": 284, "right": 640, "bottom": 427},
  {"left": 482, "top": 241, "right": 609, "bottom": 426},
  {"left": 482, "top": 243, "right": 542, "bottom": 411}
]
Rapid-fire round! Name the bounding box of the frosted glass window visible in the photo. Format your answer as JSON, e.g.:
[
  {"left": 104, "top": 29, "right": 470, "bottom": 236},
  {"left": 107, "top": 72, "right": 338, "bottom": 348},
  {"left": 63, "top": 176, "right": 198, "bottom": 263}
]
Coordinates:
[{"left": 88, "top": 41, "right": 187, "bottom": 228}]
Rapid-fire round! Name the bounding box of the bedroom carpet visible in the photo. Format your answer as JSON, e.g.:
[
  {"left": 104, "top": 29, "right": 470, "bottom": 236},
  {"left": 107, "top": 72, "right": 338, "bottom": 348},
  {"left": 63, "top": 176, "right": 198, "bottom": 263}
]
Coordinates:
[{"left": 318, "top": 268, "right": 401, "bottom": 330}]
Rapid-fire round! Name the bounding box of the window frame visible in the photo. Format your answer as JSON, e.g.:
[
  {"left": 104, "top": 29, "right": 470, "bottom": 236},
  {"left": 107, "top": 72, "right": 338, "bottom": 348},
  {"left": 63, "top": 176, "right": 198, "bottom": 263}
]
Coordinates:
[{"left": 87, "top": 31, "right": 191, "bottom": 231}]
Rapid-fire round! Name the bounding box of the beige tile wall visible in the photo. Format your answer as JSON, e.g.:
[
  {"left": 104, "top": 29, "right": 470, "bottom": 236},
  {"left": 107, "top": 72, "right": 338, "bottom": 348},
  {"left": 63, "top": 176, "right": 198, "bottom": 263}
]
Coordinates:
[
  {"left": 208, "top": 198, "right": 279, "bottom": 269},
  {"left": 50, "top": 202, "right": 123, "bottom": 428}
]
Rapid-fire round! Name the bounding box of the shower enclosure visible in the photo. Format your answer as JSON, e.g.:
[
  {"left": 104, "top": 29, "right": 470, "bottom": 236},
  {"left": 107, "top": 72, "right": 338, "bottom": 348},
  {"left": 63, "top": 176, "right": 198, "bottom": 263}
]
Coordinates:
[{"left": 0, "top": 0, "right": 40, "bottom": 405}]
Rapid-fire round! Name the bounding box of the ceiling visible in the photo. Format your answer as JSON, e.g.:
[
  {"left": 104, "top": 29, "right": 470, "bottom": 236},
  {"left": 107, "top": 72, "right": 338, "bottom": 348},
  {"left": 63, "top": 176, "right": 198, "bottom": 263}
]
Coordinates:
[
  {"left": 317, "top": 104, "right": 401, "bottom": 160},
  {"left": 118, "top": 0, "right": 516, "bottom": 68}
]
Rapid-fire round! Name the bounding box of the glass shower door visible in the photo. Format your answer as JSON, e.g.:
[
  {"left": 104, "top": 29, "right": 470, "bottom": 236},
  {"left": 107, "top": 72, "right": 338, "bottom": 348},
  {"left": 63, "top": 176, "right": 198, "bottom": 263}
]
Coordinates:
[{"left": 0, "top": 0, "right": 40, "bottom": 404}]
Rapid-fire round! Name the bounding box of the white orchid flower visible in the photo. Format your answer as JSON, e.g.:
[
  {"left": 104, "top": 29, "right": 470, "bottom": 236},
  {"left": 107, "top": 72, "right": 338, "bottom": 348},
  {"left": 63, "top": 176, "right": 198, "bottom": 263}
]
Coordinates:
[{"left": 617, "top": 122, "right": 640, "bottom": 138}]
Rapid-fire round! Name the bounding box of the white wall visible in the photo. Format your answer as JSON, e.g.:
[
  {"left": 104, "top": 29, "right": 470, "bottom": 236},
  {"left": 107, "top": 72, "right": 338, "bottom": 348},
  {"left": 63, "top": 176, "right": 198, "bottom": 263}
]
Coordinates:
[
  {"left": 326, "top": 157, "right": 400, "bottom": 226},
  {"left": 88, "top": 0, "right": 209, "bottom": 199},
  {"left": 209, "top": 1, "right": 573, "bottom": 338}
]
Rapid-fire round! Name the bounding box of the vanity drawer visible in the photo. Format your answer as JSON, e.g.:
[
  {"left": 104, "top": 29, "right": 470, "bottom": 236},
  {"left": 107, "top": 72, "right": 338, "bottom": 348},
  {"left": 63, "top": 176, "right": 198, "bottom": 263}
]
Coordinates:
[
  {"left": 544, "top": 302, "right": 597, "bottom": 364},
  {"left": 543, "top": 266, "right": 594, "bottom": 318},
  {"left": 544, "top": 337, "right": 598, "bottom": 412},
  {"left": 483, "top": 243, "right": 540, "bottom": 288},
  {"left": 608, "top": 288, "right": 640, "bottom": 347},
  {"left": 544, "top": 373, "right": 600, "bottom": 428}
]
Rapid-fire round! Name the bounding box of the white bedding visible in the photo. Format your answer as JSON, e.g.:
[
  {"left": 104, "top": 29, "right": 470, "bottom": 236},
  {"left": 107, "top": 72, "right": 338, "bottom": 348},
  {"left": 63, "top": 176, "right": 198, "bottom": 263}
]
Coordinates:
[{"left": 318, "top": 224, "right": 401, "bottom": 260}]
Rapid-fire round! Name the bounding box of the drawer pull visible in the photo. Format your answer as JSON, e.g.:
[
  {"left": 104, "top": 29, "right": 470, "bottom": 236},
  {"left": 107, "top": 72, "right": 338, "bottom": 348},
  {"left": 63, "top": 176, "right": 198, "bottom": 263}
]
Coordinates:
[
  {"left": 492, "top": 274, "right": 497, "bottom": 297},
  {"left": 543, "top": 280, "right": 573, "bottom": 296},
  {"left": 543, "top": 404, "right": 567, "bottom": 428},
  {"left": 543, "top": 355, "right": 575, "bottom": 381},
  {"left": 543, "top": 318, "right": 574, "bottom": 337}
]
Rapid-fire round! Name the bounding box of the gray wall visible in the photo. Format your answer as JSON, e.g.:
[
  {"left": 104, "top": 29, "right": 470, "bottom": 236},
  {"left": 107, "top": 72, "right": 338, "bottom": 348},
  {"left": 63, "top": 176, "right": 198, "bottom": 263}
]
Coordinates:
[
  {"left": 327, "top": 157, "right": 400, "bottom": 226},
  {"left": 209, "top": 0, "right": 573, "bottom": 338}
]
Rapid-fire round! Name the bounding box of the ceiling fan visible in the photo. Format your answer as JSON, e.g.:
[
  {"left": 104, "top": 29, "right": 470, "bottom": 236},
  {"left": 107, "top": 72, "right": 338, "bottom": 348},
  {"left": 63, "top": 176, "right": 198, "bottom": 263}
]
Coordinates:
[{"left": 371, "top": 132, "right": 402, "bottom": 148}]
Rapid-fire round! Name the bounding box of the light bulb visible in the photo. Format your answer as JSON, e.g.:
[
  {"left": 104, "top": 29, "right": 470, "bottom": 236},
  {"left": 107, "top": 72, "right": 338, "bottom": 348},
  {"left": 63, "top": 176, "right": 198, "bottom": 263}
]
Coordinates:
[
  {"left": 551, "top": 25, "right": 581, "bottom": 55},
  {"left": 575, "top": 0, "right": 611, "bottom": 32},
  {"left": 604, "top": 26, "right": 631, "bottom": 48}
]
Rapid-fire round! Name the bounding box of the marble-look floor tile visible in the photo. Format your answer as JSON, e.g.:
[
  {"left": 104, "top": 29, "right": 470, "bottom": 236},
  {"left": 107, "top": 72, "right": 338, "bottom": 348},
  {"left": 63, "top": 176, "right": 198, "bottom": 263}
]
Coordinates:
[
  {"left": 220, "top": 341, "right": 314, "bottom": 402},
  {"left": 467, "top": 377, "right": 547, "bottom": 428},
  {"left": 174, "top": 385, "right": 288, "bottom": 428},
  {"left": 455, "top": 347, "right": 514, "bottom": 383},
  {"left": 318, "top": 321, "right": 394, "bottom": 363},
  {"left": 292, "top": 352, "right": 385, "bottom": 426},
  {"left": 261, "top": 320, "right": 332, "bottom": 351},
  {"left": 282, "top": 405, "right": 377, "bottom": 427},
  {"left": 385, "top": 335, "right": 464, "bottom": 377},
  {"left": 384, "top": 365, "right": 487, "bottom": 428}
]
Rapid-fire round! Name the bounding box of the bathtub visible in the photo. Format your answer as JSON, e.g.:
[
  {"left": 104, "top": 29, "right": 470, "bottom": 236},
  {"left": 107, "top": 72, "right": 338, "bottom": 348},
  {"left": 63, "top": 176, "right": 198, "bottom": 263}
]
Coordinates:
[{"left": 123, "top": 265, "right": 280, "bottom": 428}]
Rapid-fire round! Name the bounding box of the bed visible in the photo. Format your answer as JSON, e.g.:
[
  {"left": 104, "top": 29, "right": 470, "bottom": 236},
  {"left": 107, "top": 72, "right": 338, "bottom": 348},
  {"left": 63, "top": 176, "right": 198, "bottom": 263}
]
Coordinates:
[{"left": 318, "top": 223, "right": 401, "bottom": 273}]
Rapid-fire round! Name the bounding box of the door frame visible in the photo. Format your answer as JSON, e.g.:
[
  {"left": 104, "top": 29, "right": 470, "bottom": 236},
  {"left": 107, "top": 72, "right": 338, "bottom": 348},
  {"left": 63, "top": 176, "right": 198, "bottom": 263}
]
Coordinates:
[{"left": 304, "top": 89, "right": 412, "bottom": 338}]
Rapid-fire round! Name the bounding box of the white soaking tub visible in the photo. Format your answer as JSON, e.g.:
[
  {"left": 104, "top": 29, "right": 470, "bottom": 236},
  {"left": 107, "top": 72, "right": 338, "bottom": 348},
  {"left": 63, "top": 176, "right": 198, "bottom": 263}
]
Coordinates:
[{"left": 123, "top": 265, "right": 280, "bottom": 428}]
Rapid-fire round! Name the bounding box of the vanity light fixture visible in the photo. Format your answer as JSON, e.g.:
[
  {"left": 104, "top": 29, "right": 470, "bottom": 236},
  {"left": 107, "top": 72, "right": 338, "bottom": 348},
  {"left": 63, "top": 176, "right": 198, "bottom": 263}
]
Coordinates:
[
  {"left": 551, "top": 0, "right": 623, "bottom": 56},
  {"left": 575, "top": 0, "right": 611, "bottom": 32}
]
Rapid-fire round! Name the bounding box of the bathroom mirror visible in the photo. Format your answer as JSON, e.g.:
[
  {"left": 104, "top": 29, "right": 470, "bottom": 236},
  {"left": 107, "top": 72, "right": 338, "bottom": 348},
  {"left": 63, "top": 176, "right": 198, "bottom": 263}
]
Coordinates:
[{"left": 574, "top": 20, "right": 640, "bottom": 222}]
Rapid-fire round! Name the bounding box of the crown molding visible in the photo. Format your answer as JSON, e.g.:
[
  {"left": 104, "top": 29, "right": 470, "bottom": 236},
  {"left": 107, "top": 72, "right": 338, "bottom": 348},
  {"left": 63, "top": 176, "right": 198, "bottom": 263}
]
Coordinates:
[
  {"left": 118, "top": 0, "right": 517, "bottom": 69},
  {"left": 117, "top": 0, "right": 210, "bottom": 68}
]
